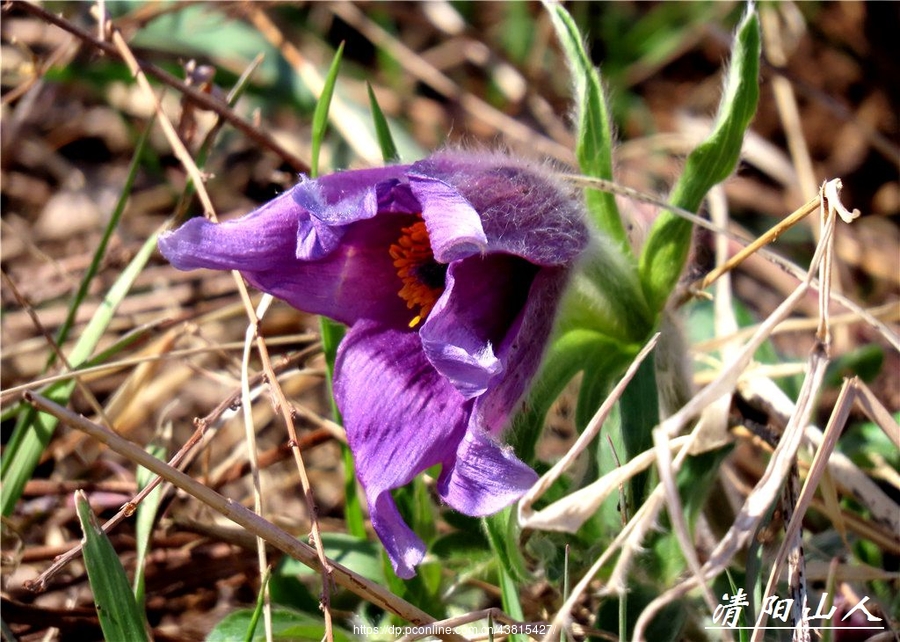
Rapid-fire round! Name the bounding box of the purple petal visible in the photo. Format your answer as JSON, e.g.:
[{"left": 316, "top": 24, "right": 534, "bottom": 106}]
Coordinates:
[
  {"left": 158, "top": 191, "right": 297, "bottom": 272},
  {"left": 411, "top": 151, "right": 589, "bottom": 265},
  {"left": 334, "top": 320, "right": 470, "bottom": 577},
  {"left": 407, "top": 173, "right": 488, "bottom": 262},
  {"left": 368, "top": 492, "right": 426, "bottom": 580},
  {"left": 420, "top": 254, "right": 537, "bottom": 399},
  {"left": 473, "top": 267, "right": 569, "bottom": 435},
  {"left": 292, "top": 169, "right": 417, "bottom": 260},
  {"left": 302, "top": 165, "right": 412, "bottom": 208},
  {"left": 437, "top": 428, "right": 538, "bottom": 516},
  {"left": 160, "top": 206, "right": 416, "bottom": 327}
]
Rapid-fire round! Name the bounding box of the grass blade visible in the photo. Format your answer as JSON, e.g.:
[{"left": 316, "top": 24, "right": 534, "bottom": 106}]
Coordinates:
[
  {"left": 367, "top": 82, "right": 400, "bottom": 163},
  {"left": 306, "top": 42, "right": 366, "bottom": 538},
  {"left": 498, "top": 564, "right": 527, "bottom": 642},
  {"left": 483, "top": 507, "right": 529, "bottom": 583},
  {"left": 133, "top": 442, "right": 167, "bottom": 607},
  {"left": 618, "top": 356, "right": 659, "bottom": 503},
  {"left": 310, "top": 41, "right": 345, "bottom": 178},
  {"left": 45, "top": 119, "right": 154, "bottom": 373},
  {"left": 244, "top": 567, "right": 272, "bottom": 642},
  {"left": 75, "top": 490, "right": 150, "bottom": 642}
]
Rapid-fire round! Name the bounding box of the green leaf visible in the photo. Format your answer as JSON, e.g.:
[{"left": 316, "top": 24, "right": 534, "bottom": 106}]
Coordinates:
[
  {"left": 133, "top": 443, "right": 166, "bottom": 607},
  {"left": 430, "top": 530, "right": 490, "bottom": 563},
  {"left": 639, "top": 7, "right": 760, "bottom": 313},
  {"left": 340, "top": 444, "right": 365, "bottom": 539},
  {"left": 544, "top": 2, "right": 628, "bottom": 248},
  {"left": 207, "top": 608, "right": 355, "bottom": 642},
  {"left": 367, "top": 82, "right": 400, "bottom": 163},
  {"left": 508, "top": 329, "right": 634, "bottom": 464},
  {"left": 483, "top": 507, "right": 530, "bottom": 584},
  {"left": 310, "top": 41, "right": 345, "bottom": 178},
  {"left": 838, "top": 417, "right": 900, "bottom": 472},
  {"left": 279, "top": 533, "right": 384, "bottom": 585},
  {"left": 562, "top": 238, "right": 653, "bottom": 344},
  {"left": 394, "top": 475, "right": 437, "bottom": 545},
  {"left": 75, "top": 491, "right": 149, "bottom": 642},
  {"left": 500, "top": 1, "right": 535, "bottom": 64},
  {"left": 617, "top": 354, "right": 659, "bottom": 504},
  {"left": 126, "top": 4, "right": 285, "bottom": 87},
  {"left": 824, "top": 344, "right": 884, "bottom": 387}
]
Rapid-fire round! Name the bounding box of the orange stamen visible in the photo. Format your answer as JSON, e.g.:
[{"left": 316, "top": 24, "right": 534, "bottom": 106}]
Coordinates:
[{"left": 389, "top": 220, "right": 447, "bottom": 328}]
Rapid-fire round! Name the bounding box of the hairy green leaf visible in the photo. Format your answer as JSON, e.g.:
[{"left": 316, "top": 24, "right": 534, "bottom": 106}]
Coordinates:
[
  {"left": 544, "top": 2, "right": 628, "bottom": 248},
  {"left": 639, "top": 8, "right": 760, "bottom": 313}
]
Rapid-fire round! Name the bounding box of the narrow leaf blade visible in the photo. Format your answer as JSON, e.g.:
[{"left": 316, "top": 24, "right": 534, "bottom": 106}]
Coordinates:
[
  {"left": 133, "top": 443, "right": 167, "bottom": 606},
  {"left": 544, "top": 2, "right": 628, "bottom": 248},
  {"left": 367, "top": 82, "right": 400, "bottom": 163},
  {"left": 639, "top": 8, "right": 761, "bottom": 313},
  {"left": 310, "top": 41, "right": 345, "bottom": 178},
  {"left": 76, "top": 491, "right": 149, "bottom": 642}
]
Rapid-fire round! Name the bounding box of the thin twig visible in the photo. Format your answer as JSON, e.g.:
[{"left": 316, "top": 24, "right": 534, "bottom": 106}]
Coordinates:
[
  {"left": 752, "top": 379, "right": 855, "bottom": 638},
  {"left": 110, "top": 30, "right": 215, "bottom": 218},
  {"left": 25, "top": 344, "right": 316, "bottom": 590},
  {"left": 0, "top": 335, "right": 320, "bottom": 402},
  {"left": 240, "top": 294, "right": 275, "bottom": 642},
  {"left": 239, "top": 292, "right": 337, "bottom": 637},
  {"left": 698, "top": 194, "right": 819, "bottom": 290}
]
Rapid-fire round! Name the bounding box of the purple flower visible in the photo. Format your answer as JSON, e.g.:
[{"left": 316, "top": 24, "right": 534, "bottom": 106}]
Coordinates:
[{"left": 159, "top": 150, "right": 588, "bottom": 578}]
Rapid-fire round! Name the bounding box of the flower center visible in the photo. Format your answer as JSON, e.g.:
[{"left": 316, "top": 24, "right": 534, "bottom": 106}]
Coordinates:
[{"left": 389, "top": 219, "right": 448, "bottom": 328}]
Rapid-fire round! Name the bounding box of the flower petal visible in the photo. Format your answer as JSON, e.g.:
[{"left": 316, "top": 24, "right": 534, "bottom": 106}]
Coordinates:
[
  {"left": 420, "top": 254, "right": 536, "bottom": 398},
  {"left": 160, "top": 206, "right": 415, "bottom": 327},
  {"left": 473, "top": 267, "right": 569, "bottom": 435},
  {"left": 291, "top": 168, "right": 417, "bottom": 260},
  {"left": 437, "top": 428, "right": 538, "bottom": 517},
  {"left": 411, "top": 151, "right": 589, "bottom": 265},
  {"left": 334, "top": 320, "right": 471, "bottom": 577},
  {"left": 407, "top": 173, "right": 488, "bottom": 262},
  {"left": 158, "top": 191, "right": 298, "bottom": 272},
  {"left": 302, "top": 166, "right": 412, "bottom": 210},
  {"left": 367, "top": 494, "right": 426, "bottom": 580}
]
